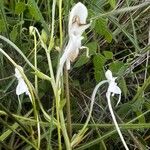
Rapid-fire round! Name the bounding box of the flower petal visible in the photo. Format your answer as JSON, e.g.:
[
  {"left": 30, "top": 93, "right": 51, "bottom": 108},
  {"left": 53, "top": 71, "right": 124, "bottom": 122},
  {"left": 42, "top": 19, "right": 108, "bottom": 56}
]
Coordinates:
[
  {"left": 105, "top": 70, "right": 113, "bottom": 80},
  {"left": 16, "top": 79, "right": 29, "bottom": 95},
  {"left": 60, "top": 34, "right": 82, "bottom": 70},
  {"left": 69, "top": 2, "right": 88, "bottom": 25},
  {"left": 69, "top": 2, "right": 90, "bottom": 37}
]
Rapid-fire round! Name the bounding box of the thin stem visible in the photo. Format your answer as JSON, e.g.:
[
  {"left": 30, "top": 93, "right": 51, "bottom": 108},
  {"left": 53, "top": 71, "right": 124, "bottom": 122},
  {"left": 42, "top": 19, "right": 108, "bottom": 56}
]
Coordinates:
[
  {"left": 64, "top": 65, "right": 72, "bottom": 139},
  {"left": 0, "top": 35, "right": 51, "bottom": 81},
  {"left": 71, "top": 80, "right": 107, "bottom": 147},
  {"left": 55, "top": 91, "right": 62, "bottom": 150},
  {"left": 45, "top": 50, "right": 62, "bottom": 150},
  {"left": 106, "top": 92, "right": 129, "bottom": 150},
  {"left": 59, "top": 109, "right": 71, "bottom": 150},
  {"left": 33, "top": 33, "right": 38, "bottom": 92},
  {"left": 48, "top": 0, "right": 56, "bottom": 51},
  {"left": 0, "top": 48, "right": 40, "bottom": 149},
  {"left": 46, "top": 51, "right": 56, "bottom": 90},
  {"left": 59, "top": 0, "right": 63, "bottom": 47}
]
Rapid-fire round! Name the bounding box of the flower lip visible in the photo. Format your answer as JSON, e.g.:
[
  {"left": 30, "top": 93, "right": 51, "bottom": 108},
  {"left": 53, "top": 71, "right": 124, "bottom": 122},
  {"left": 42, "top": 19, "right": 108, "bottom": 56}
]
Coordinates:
[{"left": 105, "top": 70, "right": 121, "bottom": 95}]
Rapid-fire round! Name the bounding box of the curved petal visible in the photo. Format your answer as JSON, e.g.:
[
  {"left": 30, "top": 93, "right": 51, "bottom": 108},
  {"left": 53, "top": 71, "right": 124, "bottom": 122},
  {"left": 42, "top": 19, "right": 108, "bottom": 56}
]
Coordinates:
[
  {"left": 68, "top": 2, "right": 89, "bottom": 37},
  {"left": 16, "top": 79, "right": 29, "bottom": 96},
  {"left": 60, "top": 34, "right": 82, "bottom": 70},
  {"left": 69, "top": 2, "right": 88, "bottom": 25}
]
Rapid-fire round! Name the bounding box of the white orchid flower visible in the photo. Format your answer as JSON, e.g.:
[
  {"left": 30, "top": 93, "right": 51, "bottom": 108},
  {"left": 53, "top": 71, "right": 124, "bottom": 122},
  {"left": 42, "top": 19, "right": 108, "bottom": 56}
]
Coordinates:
[
  {"left": 105, "top": 70, "right": 129, "bottom": 150},
  {"left": 68, "top": 2, "right": 90, "bottom": 37},
  {"left": 59, "top": 2, "right": 90, "bottom": 73},
  {"left": 105, "top": 70, "right": 121, "bottom": 106},
  {"left": 15, "top": 66, "right": 30, "bottom": 96}
]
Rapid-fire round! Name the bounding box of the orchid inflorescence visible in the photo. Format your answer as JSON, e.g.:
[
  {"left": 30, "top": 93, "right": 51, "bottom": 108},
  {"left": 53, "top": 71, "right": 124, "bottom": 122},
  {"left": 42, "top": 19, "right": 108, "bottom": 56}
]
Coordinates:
[{"left": 3, "top": 2, "right": 129, "bottom": 149}]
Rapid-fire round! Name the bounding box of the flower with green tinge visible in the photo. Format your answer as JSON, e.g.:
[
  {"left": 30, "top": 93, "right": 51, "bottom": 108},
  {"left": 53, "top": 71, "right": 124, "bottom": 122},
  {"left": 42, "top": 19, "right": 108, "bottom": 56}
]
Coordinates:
[{"left": 15, "top": 66, "right": 29, "bottom": 96}]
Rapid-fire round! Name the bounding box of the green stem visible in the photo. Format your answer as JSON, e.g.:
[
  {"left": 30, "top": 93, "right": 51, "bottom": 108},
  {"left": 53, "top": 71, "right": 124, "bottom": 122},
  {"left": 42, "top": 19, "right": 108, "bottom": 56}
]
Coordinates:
[
  {"left": 59, "top": 0, "right": 63, "bottom": 47},
  {"left": 48, "top": 0, "right": 56, "bottom": 51},
  {"left": 106, "top": 92, "right": 129, "bottom": 150},
  {"left": 59, "top": 109, "right": 71, "bottom": 150},
  {"left": 71, "top": 80, "right": 107, "bottom": 147},
  {"left": 33, "top": 33, "right": 38, "bottom": 92},
  {"left": 55, "top": 91, "right": 62, "bottom": 150}
]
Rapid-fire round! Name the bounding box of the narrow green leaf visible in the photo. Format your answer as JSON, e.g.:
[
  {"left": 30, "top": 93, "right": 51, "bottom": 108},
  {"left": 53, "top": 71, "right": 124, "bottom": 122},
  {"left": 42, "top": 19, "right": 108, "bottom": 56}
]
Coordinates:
[
  {"left": 59, "top": 99, "right": 66, "bottom": 110},
  {"left": 33, "top": 71, "right": 51, "bottom": 81},
  {"left": 0, "top": 19, "right": 6, "bottom": 32}
]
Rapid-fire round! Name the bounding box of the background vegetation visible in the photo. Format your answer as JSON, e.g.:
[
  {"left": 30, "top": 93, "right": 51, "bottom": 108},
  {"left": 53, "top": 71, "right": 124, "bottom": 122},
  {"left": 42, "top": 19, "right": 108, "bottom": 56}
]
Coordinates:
[{"left": 0, "top": 0, "right": 150, "bottom": 149}]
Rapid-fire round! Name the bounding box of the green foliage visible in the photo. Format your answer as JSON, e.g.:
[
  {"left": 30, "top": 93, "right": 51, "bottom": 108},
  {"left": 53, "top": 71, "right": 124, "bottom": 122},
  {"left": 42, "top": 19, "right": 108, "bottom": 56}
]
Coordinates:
[
  {"left": 0, "top": 0, "right": 150, "bottom": 149},
  {"left": 108, "top": 0, "right": 116, "bottom": 8},
  {"left": 15, "top": 2, "right": 26, "bottom": 14},
  {"left": 95, "top": 18, "right": 113, "bottom": 43},
  {"left": 10, "top": 26, "right": 18, "bottom": 42},
  {"left": 0, "top": 19, "right": 6, "bottom": 32},
  {"left": 93, "top": 54, "right": 106, "bottom": 82}
]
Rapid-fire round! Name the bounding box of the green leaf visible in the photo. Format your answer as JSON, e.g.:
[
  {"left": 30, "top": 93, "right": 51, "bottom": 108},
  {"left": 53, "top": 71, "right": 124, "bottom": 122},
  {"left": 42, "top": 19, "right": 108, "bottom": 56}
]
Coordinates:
[
  {"left": 94, "top": 69, "right": 105, "bottom": 82},
  {"left": 135, "top": 110, "right": 145, "bottom": 123},
  {"left": 93, "top": 54, "right": 106, "bottom": 70},
  {"left": 73, "top": 53, "right": 89, "bottom": 68},
  {"left": 28, "top": 3, "right": 40, "bottom": 21},
  {"left": 33, "top": 71, "right": 51, "bottom": 81},
  {"left": 104, "top": 29, "right": 113, "bottom": 43},
  {"left": 10, "top": 26, "right": 18, "bottom": 42},
  {"left": 86, "top": 42, "right": 98, "bottom": 55},
  {"left": 93, "top": 54, "right": 106, "bottom": 82},
  {"left": 41, "top": 29, "right": 48, "bottom": 44},
  {"left": 0, "top": 19, "right": 6, "bottom": 32},
  {"left": 119, "top": 77, "right": 128, "bottom": 98},
  {"left": 109, "top": 61, "right": 124, "bottom": 74},
  {"left": 95, "top": 18, "right": 113, "bottom": 43},
  {"left": 108, "top": 0, "right": 116, "bottom": 8},
  {"left": 103, "top": 51, "right": 113, "bottom": 59},
  {"left": 59, "top": 99, "right": 66, "bottom": 110},
  {"left": 15, "top": 2, "right": 26, "bottom": 14}
]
